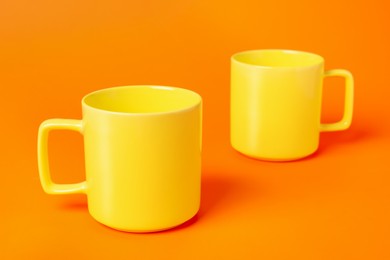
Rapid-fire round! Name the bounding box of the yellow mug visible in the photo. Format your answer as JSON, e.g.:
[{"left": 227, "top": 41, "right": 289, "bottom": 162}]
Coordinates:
[
  {"left": 38, "top": 86, "right": 202, "bottom": 232},
  {"left": 231, "top": 49, "right": 354, "bottom": 161}
]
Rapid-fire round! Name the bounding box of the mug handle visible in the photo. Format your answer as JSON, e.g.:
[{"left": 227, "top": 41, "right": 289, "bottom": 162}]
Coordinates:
[
  {"left": 320, "top": 69, "right": 354, "bottom": 132},
  {"left": 37, "top": 119, "right": 87, "bottom": 194}
]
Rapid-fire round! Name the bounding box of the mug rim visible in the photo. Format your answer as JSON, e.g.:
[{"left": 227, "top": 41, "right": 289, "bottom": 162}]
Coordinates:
[
  {"left": 231, "top": 49, "right": 324, "bottom": 69},
  {"left": 81, "top": 85, "right": 202, "bottom": 116}
]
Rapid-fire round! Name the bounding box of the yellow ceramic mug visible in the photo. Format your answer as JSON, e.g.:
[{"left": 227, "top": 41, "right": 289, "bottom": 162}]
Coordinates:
[
  {"left": 38, "top": 86, "right": 202, "bottom": 232},
  {"left": 231, "top": 50, "right": 354, "bottom": 161}
]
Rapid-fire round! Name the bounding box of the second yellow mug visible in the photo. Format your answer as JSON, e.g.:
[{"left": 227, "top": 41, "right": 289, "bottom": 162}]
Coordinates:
[
  {"left": 231, "top": 49, "right": 354, "bottom": 161},
  {"left": 38, "top": 85, "right": 202, "bottom": 232}
]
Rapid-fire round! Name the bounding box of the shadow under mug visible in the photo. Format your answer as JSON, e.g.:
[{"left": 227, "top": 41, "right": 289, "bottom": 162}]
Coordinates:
[
  {"left": 38, "top": 85, "right": 202, "bottom": 232},
  {"left": 231, "top": 49, "right": 354, "bottom": 161}
]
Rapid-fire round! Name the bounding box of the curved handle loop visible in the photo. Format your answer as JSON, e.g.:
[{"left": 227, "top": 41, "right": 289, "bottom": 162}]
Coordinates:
[
  {"left": 37, "top": 119, "right": 87, "bottom": 194},
  {"left": 320, "top": 69, "right": 354, "bottom": 132}
]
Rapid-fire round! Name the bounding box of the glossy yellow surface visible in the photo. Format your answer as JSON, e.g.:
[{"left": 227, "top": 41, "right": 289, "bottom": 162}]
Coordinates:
[
  {"left": 38, "top": 86, "right": 202, "bottom": 232},
  {"left": 231, "top": 50, "right": 354, "bottom": 161}
]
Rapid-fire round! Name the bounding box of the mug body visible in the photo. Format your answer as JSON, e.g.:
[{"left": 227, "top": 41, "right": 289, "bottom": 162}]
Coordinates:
[
  {"left": 231, "top": 50, "right": 324, "bottom": 161},
  {"left": 82, "top": 86, "right": 202, "bottom": 232}
]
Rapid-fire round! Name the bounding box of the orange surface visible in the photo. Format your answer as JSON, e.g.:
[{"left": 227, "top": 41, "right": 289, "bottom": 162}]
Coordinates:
[{"left": 1, "top": 0, "right": 390, "bottom": 259}]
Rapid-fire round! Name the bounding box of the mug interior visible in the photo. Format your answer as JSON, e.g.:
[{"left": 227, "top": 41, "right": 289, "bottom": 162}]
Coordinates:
[
  {"left": 232, "top": 49, "right": 323, "bottom": 67},
  {"left": 83, "top": 86, "right": 201, "bottom": 114}
]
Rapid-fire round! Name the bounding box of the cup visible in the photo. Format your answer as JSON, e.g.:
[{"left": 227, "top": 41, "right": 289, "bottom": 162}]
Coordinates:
[
  {"left": 38, "top": 85, "right": 202, "bottom": 232},
  {"left": 230, "top": 49, "right": 354, "bottom": 161}
]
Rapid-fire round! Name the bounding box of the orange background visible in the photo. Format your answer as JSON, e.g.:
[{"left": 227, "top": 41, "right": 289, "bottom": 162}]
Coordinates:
[{"left": 1, "top": 0, "right": 390, "bottom": 259}]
